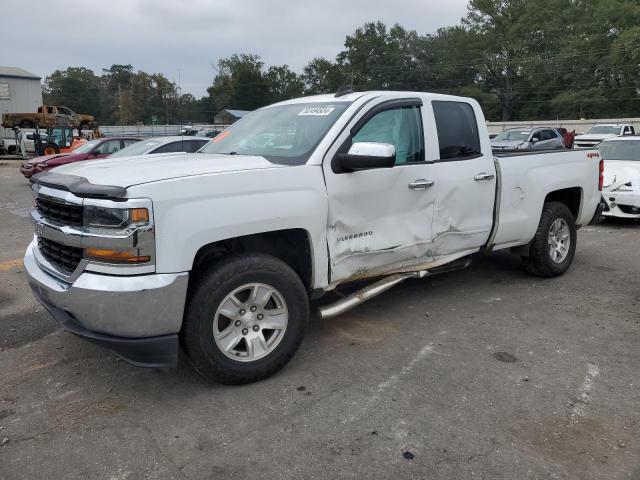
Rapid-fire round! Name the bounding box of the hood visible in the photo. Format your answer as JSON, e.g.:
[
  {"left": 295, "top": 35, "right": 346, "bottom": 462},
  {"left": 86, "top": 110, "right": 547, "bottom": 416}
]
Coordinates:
[
  {"left": 575, "top": 133, "right": 618, "bottom": 141},
  {"left": 491, "top": 139, "right": 526, "bottom": 149},
  {"left": 27, "top": 153, "right": 72, "bottom": 165},
  {"left": 48, "top": 153, "right": 286, "bottom": 188},
  {"left": 603, "top": 160, "right": 640, "bottom": 191}
]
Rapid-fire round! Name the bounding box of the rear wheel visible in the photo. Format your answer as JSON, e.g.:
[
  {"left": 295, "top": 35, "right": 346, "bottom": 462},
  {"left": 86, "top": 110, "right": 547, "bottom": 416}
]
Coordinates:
[
  {"left": 522, "top": 201, "right": 577, "bottom": 277},
  {"left": 182, "top": 253, "right": 309, "bottom": 384}
]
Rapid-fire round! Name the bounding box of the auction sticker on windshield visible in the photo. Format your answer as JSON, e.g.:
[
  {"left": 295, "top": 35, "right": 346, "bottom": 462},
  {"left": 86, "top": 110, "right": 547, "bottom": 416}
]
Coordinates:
[{"left": 298, "top": 107, "right": 336, "bottom": 116}]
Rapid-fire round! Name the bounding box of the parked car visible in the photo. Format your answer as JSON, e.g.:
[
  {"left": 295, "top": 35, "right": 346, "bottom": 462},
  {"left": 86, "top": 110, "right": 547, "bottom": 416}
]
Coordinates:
[
  {"left": 20, "top": 137, "right": 141, "bottom": 178},
  {"left": 180, "top": 127, "right": 221, "bottom": 138},
  {"left": 491, "top": 127, "right": 565, "bottom": 151},
  {"left": 597, "top": 136, "right": 640, "bottom": 219},
  {"left": 25, "top": 91, "right": 602, "bottom": 384},
  {"left": 108, "top": 136, "right": 210, "bottom": 158},
  {"left": 574, "top": 124, "right": 636, "bottom": 149}
]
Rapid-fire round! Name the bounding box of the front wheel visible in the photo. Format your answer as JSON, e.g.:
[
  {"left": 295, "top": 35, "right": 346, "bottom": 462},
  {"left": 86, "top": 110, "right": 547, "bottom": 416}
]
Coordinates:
[
  {"left": 42, "top": 142, "right": 60, "bottom": 156},
  {"left": 182, "top": 253, "right": 309, "bottom": 384},
  {"left": 522, "top": 201, "right": 577, "bottom": 277}
]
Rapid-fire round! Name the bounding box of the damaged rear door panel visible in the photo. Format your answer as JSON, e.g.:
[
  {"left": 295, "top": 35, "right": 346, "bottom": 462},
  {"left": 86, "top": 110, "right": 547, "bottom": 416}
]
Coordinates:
[{"left": 428, "top": 100, "right": 496, "bottom": 256}]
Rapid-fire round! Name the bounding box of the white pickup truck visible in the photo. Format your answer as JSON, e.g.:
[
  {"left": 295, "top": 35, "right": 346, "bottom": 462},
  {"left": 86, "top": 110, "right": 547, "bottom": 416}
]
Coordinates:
[
  {"left": 25, "top": 91, "right": 604, "bottom": 384},
  {"left": 574, "top": 123, "right": 636, "bottom": 149}
]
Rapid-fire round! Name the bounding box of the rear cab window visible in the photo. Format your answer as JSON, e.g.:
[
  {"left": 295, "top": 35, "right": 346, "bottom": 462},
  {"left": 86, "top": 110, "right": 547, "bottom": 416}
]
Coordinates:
[{"left": 432, "top": 101, "right": 481, "bottom": 160}]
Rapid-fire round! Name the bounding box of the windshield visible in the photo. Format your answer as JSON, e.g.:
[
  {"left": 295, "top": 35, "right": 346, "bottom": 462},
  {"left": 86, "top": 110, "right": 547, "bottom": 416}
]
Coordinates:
[
  {"left": 598, "top": 140, "right": 640, "bottom": 161},
  {"left": 493, "top": 130, "right": 531, "bottom": 141},
  {"left": 199, "top": 102, "right": 351, "bottom": 164},
  {"left": 109, "top": 139, "right": 160, "bottom": 158},
  {"left": 586, "top": 126, "right": 620, "bottom": 135},
  {"left": 72, "top": 139, "right": 101, "bottom": 154}
]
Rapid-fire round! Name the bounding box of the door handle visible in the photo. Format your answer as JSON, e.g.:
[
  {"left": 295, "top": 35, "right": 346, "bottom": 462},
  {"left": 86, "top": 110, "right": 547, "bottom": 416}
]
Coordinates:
[
  {"left": 474, "top": 173, "right": 495, "bottom": 181},
  {"left": 408, "top": 179, "right": 434, "bottom": 190}
]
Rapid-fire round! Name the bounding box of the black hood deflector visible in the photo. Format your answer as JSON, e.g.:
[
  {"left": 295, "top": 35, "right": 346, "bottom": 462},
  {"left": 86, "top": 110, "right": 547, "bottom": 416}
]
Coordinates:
[{"left": 32, "top": 171, "right": 127, "bottom": 199}]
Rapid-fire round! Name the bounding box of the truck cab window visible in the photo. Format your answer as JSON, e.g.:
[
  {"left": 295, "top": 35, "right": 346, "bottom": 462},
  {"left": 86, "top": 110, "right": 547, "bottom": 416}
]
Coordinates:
[
  {"left": 433, "top": 101, "right": 481, "bottom": 160},
  {"left": 352, "top": 106, "right": 424, "bottom": 165}
]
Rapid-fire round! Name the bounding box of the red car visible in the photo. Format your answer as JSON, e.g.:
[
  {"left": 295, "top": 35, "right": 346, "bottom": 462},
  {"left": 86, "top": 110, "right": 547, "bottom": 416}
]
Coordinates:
[{"left": 20, "top": 137, "right": 141, "bottom": 178}]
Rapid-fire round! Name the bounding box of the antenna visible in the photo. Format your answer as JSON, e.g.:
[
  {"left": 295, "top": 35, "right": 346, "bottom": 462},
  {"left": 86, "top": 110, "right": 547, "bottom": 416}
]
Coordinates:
[{"left": 335, "top": 86, "right": 353, "bottom": 98}]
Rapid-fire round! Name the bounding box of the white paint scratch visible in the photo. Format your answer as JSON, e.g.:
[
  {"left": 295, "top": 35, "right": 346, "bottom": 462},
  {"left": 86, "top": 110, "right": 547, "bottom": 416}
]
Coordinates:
[
  {"left": 569, "top": 362, "right": 599, "bottom": 423},
  {"left": 343, "top": 343, "right": 435, "bottom": 424}
]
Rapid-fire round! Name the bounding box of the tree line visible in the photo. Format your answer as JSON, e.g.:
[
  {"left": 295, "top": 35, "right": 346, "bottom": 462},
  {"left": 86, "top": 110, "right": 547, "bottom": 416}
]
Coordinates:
[{"left": 43, "top": 0, "right": 640, "bottom": 124}]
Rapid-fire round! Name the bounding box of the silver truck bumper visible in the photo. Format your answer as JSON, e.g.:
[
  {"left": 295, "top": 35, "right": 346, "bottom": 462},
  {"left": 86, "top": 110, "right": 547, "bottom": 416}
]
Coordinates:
[{"left": 24, "top": 241, "right": 189, "bottom": 367}]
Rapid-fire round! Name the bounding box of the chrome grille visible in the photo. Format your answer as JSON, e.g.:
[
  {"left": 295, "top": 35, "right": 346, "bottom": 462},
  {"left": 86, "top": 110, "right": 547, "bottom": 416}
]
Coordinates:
[
  {"left": 37, "top": 236, "right": 83, "bottom": 274},
  {"left": 36, "top": 195, "right": 83, "bottom": 228}
]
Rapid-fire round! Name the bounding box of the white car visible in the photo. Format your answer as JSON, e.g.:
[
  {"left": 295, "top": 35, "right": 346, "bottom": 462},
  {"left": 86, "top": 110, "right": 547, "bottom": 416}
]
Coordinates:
[
  {"left": 598, "top": 136, "right": 640, "bottom": 218},
  {"left": 24, "top": 91, "right": 602, "bottom": 384},
  {"left": 108, "top": 135, "right": 210, "bottom": 157},
  {"left": 574, "top": 124, "right": 636, "bottom": 149}
]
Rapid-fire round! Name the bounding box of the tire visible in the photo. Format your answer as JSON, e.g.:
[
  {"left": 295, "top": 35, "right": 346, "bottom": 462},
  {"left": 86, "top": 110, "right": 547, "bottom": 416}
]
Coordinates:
[
  {"left": 182, "top": 253, "right": 309, "bottom": 384},
  {"left": 42, "top": 143, "right": 60, "bottom": 156},
  {"left": 522, "top": 201, "right": 577, "bottom": 277}
]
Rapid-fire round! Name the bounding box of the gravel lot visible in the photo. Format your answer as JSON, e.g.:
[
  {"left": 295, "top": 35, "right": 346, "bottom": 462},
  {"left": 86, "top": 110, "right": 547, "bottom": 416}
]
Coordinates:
[{"left": 0, "top": 163, "right": 639, "bottom": 480}]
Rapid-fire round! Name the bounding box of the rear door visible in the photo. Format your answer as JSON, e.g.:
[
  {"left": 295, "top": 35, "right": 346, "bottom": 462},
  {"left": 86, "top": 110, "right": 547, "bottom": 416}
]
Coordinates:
[
  {"left": 430, "top": 100, "right": 496, "bottom": 256},
  {"left": 322, "top": 97, "right": 437, "bottom": 283}
]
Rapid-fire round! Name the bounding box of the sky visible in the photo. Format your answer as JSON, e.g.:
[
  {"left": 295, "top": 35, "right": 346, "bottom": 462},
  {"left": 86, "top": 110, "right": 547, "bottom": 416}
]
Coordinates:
[{"left": 3, "top": 0, "right": 469, "bottom": 97}]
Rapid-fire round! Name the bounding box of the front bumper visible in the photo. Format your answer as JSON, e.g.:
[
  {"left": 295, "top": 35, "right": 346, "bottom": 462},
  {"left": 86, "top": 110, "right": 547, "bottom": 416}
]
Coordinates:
[
  {"left": 25, "top": 242, "right": 189, "bottom": 367},
  {"left": 20, "top": 165, "right": 37, "bottom": 178},
  {"left": 602, "top": 191, "right": 640, "bottom": 218}
]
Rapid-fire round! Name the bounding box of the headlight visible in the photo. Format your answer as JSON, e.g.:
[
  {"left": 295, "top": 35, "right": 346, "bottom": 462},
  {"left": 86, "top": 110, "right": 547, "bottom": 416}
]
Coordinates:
[{"left": 83, "top": 206, "right": 149, "bottom": 229}]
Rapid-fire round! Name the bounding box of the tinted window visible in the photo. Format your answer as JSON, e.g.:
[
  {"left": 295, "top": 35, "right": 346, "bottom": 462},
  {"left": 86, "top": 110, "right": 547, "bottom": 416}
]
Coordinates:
[
  {"left": 352, "top": 106, "right": 424, "bottom": 165},
  {"left": 184, "top": 139, "right": 208, "bottom": 153},
  {"left": 598, "top": 140, "right": 640, "bottom": 161},
  {"left": 151, "top": 142, "right": 184, "bottom": 154},
  {"left": 540, "top": 130, "right": 556, "bottom": 141},
  {"left": 432, "top": 101, "right": 481, "bottom": 159}
]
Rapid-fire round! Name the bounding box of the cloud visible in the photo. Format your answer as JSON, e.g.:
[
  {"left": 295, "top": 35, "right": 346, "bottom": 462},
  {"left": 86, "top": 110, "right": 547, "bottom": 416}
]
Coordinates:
[{"left": 2, "top": 0, "right": 468, "bottom": 96}]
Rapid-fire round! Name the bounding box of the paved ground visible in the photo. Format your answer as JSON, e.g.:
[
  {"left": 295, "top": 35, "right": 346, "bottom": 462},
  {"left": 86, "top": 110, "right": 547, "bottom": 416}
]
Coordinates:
[{"left": 0, "top": 164, "right": 639, "bottom": 480}]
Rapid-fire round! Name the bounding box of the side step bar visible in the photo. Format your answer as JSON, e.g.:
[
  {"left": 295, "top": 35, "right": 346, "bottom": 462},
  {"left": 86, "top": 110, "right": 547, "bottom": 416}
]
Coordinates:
[{"left": 319, "top": 258, "right": 471, "bottom": 319}]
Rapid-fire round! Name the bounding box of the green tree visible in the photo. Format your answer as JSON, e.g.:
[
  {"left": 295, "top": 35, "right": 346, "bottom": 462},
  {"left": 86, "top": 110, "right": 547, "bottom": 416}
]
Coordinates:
[
  {"left": 265, "top": 65, "right": 304, "bottom": 102},
  {"left": 207, "top": 54, "right": 271, "bottom": 112},
  {"left": 302, "top": 57, "right": 345, "bottom": 94},
  {"left": 43, "top": 67, "right": 102, "bottom": 120}
]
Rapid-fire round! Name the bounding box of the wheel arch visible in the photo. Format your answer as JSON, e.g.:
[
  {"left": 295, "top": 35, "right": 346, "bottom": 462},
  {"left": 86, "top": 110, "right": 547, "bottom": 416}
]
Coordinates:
[
  {"left": 190, "top": 228, "right": 315, "bottom": 294},
  {"left": 543, "top": 186, "right": 583, "bottom": 222}
]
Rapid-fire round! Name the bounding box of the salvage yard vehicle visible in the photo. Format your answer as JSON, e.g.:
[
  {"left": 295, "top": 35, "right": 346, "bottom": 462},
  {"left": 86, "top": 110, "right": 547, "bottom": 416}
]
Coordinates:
[
  {"left": 107, "top": 136, "right": 210, "bottom": 157},
  {"left": 598, "top": 136, "right": 640, "bottom": 219},
  {"left": 24, "top": 91, "right": 603, "bottom": 384},
  {"left": 1, "top": 105, "right": 96, "bottom": 131},
  {"left": 20, "top": 137, "right": 142, "bottom": 178},
  {"left": 574, "top": 123, "right": 636, "bottom": 149},
  {"left": 491, "top": 127, "right": 565, "bottom": 151}
]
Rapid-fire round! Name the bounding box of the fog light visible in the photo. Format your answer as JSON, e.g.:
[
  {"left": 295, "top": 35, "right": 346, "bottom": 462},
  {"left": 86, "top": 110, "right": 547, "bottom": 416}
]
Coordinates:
[{"left": 85, "top": 248, "right": 150, "bottom": 264}]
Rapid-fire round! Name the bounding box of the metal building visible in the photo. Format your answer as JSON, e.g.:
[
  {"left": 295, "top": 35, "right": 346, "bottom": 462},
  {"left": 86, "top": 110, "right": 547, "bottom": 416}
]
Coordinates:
[
  {"left": 214, "top": 109, "right": 250, "bottom": 125},
  {"left": 0, "top": 66, "right": 43, "bottom": 139}
]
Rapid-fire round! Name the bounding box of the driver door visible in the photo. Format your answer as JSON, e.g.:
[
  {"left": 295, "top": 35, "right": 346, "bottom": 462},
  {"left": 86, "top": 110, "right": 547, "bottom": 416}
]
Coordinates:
[{"left": 322, "top": 97, "right": 437, "bottom": 284}]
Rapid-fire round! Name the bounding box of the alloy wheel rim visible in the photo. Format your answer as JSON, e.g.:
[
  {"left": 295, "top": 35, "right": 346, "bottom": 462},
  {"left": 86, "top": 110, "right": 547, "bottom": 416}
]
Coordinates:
[
  {"left": 213, "top": 283, "right": 288, "bottom": 362},
  {"left": 548, "top": 218, "right": 570, "bottom": 264}
]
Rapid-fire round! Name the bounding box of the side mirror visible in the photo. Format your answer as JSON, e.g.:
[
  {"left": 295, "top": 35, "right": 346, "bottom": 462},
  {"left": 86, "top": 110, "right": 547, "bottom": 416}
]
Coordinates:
[
  {"left": 530, "top": 137, "right": 539, "bottom": 143},
  {"left": 338, "top": 142, "right": 395, "bottom": 171}
]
